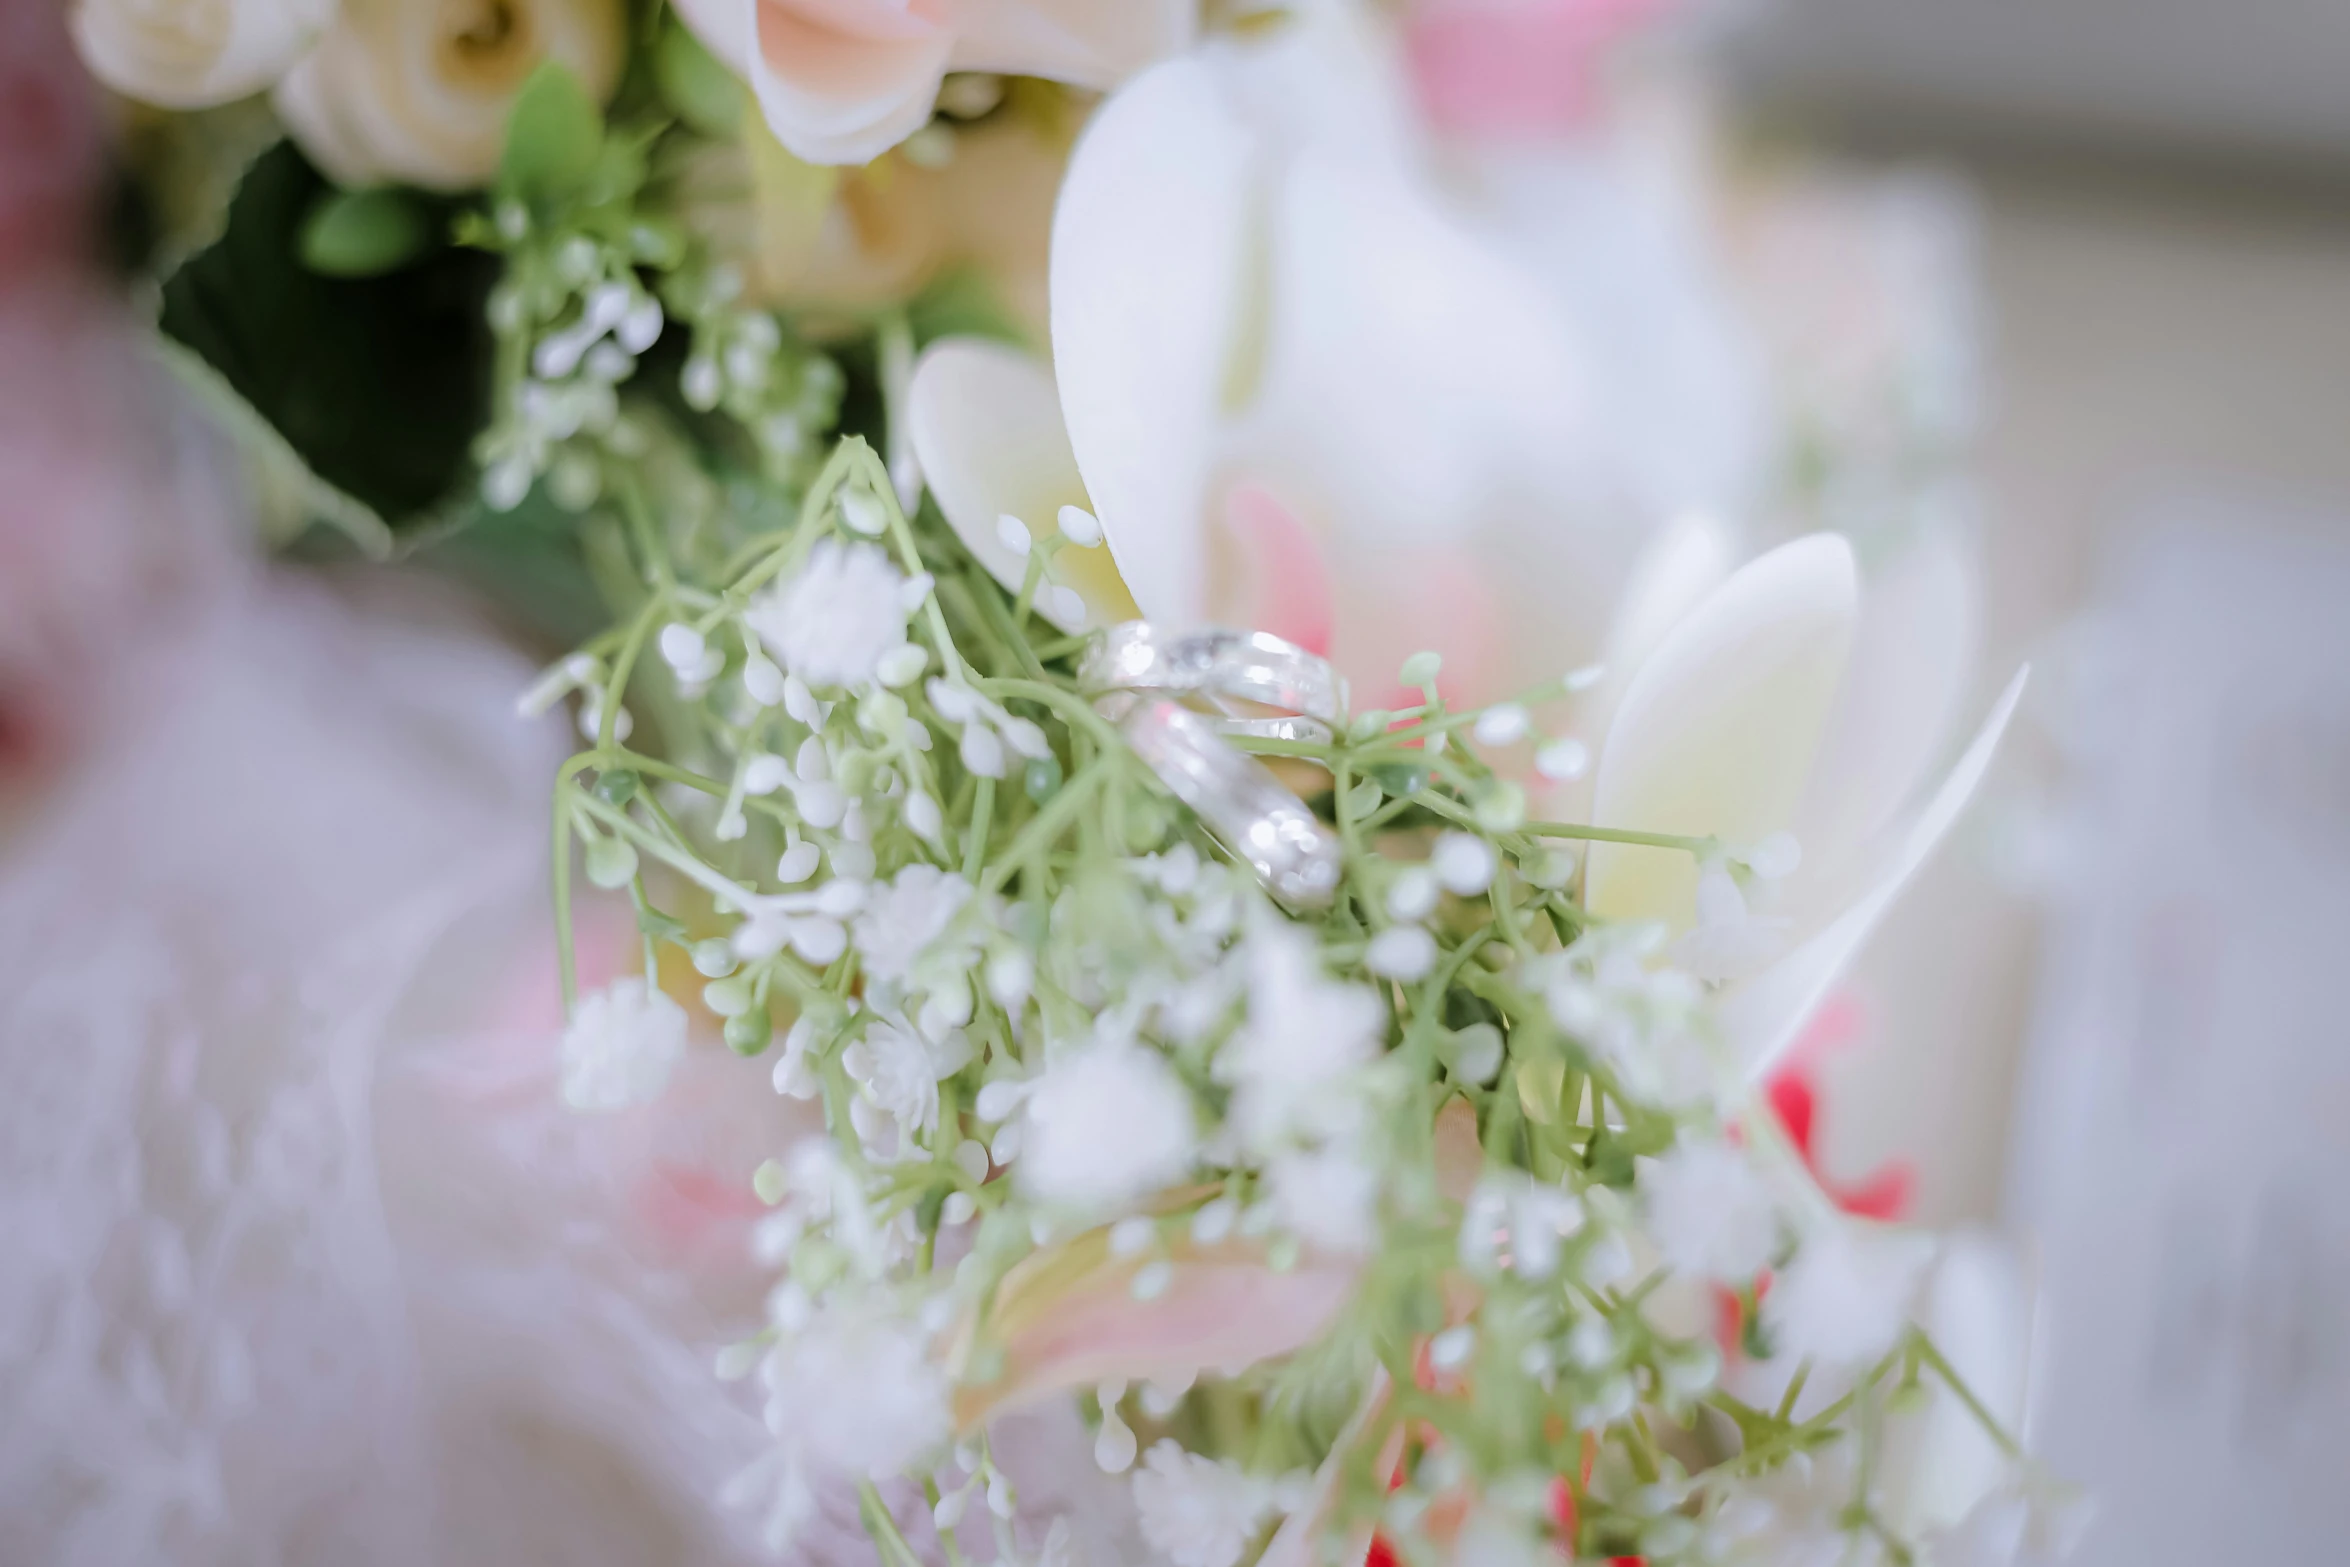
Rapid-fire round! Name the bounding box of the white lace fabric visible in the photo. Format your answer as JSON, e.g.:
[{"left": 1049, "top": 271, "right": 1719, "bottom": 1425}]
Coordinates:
[{"left": 0, "top": 574, "right": 788, "bottom": 1567}]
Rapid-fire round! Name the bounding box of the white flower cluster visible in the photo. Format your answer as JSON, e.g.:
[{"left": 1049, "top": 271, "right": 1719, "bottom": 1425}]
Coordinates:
[
  {"left": 1540, "top": 921, "right": 1720, "bottom": 1108},
  {"left": 536, "top": 459, "right": 2061, "bottom": 1567}
]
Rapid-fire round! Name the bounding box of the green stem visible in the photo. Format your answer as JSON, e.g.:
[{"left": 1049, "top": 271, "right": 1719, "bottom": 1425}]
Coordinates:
[
  {"left": 1912, "top": 1330, "right": 2027, "bottom": 1461},
  {"left": 1521, "top": 820, "right": 1719, "bottom": 855},
  {"left": 980, "top": 755, "right": 1113, "bottom": 896}
]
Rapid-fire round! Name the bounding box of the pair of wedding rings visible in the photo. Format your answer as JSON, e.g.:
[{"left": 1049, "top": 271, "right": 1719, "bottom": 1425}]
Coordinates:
[{"left": 1079, "top": 625, "right": 1346, "bottom": 910}]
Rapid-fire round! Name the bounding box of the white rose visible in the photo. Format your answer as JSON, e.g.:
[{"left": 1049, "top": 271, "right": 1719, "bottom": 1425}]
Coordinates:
[
  {"left": 71, "top": 0, "right": 336, "bottom": 108},
  {"left": 671, "top": 0, "right": 1193, "bottom": 166},
  {"left": 273, "top": 0, "right": 624, "bottom": 191}
]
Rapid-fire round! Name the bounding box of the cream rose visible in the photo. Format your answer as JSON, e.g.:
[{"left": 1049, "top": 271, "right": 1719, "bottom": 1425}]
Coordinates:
[
  {"left": 71, "top": 0, "right": 336, "bottom": 109},
  {"left": 671, "top": 0, "right": 1192, "bottom": 166},
  {"left": 273, "top": 0, "right": 624, "bottom": 191}
]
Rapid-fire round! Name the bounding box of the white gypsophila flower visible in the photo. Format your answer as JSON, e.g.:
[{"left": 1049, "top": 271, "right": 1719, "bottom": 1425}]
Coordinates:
[
  {"left": 1019, "top": 1043, "right": 1197, "bottom": 1212},
  {"left": 1543, "top": 924, "right": 1716, "bottom": 1108},
  {"left": 1132, "top": 1441, "right": 1280, "bottom": 1567},
  {"left": 1266, "top": 1145, "right": 1379, "bottom": 1253},
  {"left": 853, "top": 862, "right": 974, "bottom": 987},
  {"left": 559, "top": 976, "right": 687, "bottom": 1111},
  {"left": 1765, "top": 1222, "right": 1936, "bottom": 1368},
  {"left": 1219, "top": 919, "right": 1383, "bottom": 1149},
  {"left": 1643, "top": 1137, "right": 1781, "bottom": 1283},
  {"left": 1672, "top": 863, "right": 1790, "bottom": 983},
  {"left": 760, "top": 1308, "right": 949, "bottom": 1480},
  {"left": 1459, "top": 1173, "right": 1585, "bottom": 1281},
  {"left": 842, "top": 1019, "right": 964, "bottom": 1145},
  {"left": 747, "top": 537, "right": 913, "bottom": 690}
]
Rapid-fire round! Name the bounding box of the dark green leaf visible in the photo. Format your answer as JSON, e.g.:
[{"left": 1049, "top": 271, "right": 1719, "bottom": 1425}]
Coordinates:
[
  {"left": 159, "top": 142, "right": 494, "bottom": 529},
  {"left": 299, "top": 187, "right": 431, "bottom": 276},
  {"left": 501, "top": 62, "right": 604, "bottom": 200}
]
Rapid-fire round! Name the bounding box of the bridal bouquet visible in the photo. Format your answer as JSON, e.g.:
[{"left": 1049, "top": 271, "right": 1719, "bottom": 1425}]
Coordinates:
[{"left": 79, "top": 0, "right": 2077, "bottom": 1563}]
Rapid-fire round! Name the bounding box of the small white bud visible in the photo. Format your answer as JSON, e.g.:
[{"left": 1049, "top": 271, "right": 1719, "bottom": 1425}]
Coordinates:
[
  {"left": 775, "top": 841, "right": 821, "bottom": 884},
  {"left": 876, "top": 643, "right": 928, "bottom": 688},
  {"left": 1535, "top": 737, "right": 1591, "bottom": 782},
  {"left": 986, "top": 949, "right": 1033, "bottom": 1009},
  {"left": 742, "top": 754, "right": 791, "bottom": 796},
  {"left": 1473, "top": 704, "right": 1530, "bottom": 747},
  {"left": 1093, "top": 1408, "right": 1138, "bottom": 1474},
  {"left": 1433, "top": 832, "right": 1496, "bottom": 895},
  {"left": 681, "top": 355, "right": 722, "bottom": 410},
  {"left": 1386, "top": 866, "right": 1440, "bottom": 922},
  {"left": 926, "top": 677, "right": 976, "bottom": 723},
  {"left": 953, "top": 1139, "right": 991, "bottom": 1183},
  {"left": 932, "top": 1488, "right": 968, "bottom": 1531},
  {"left": 1190, "top": 1198, "right": 1236, "bottom": 1244},
  {"left": 1366, "top": 925, "right": 1437, "bottom": 981},
  {"left": 1429, "top": 1326, "right": 1476, "bottom": 1371},
  {"left": 742, "top": 649, "right": 785, "bottom": 706},
  {"left": 905, "top": 791, "right": 943, "bottom": 843},
  {"left": 942, "top": 1191, "right": 978, "bottom": 1226},
  {"left": 1046, "top": 584, "right": 1086, "bottom": 627},
  {"left": 1000, "top": 717, "right": 1050, "bottom": 760},
  {"left": 1565, "top": 662, "right": 1606, "bottom": 692},
  {"left": 994, "top": 513, "right": 1032, "bottom": 555},
  {"left": 782, "top": 674, "right": 823, "bottom": 727},
  {"left": 1108, "top": 1216, "right": 1157, "bottom": 1257},
  {"left": 960, "top": 724, "right": 1007, "bottom": 778},
  {"left": 1131, "top": 1261, "right": 1173, "bottom": 1301},
  {"left": 792, "top": 780, "right": 846, "bottom": 829},
  {"left": 788, "top": 917, "right": 848, "bottom": 965},
  {"left": 1056, "top": 504, "right": 1102, "bottom": 547},
  {"left": 691, "top": 939, "right": 737, "bottom": 978},
  {"left": 617, "top": 297, "right": 663, "bottom": 354},
  {"left": 840, "top": 489, "right": 887, "bottom": 536},
  {"left": 1399, "top": 651, "right": 1442, "bottom": 689}
]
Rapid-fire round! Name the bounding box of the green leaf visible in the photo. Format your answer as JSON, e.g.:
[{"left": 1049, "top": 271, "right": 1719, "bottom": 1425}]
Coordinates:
[
  {"left": 159, "top": 141, "right": 493, "bottom": 531},
  {"left": 653, "top": 18, "right": 743, "bottom": 139},
  {"left": 299, "top": 187, "right": 430, "bottom": 277},
  {"left": 501, "top": 62, "right": 604, "bottom": 200}
]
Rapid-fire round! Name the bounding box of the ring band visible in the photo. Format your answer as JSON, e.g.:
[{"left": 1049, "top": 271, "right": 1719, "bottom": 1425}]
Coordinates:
[
  {"left": 1105, "top": 696, "right": 1342, "bottom": 910},
  {"left": 1081, "top": 624, "right": 1347, "bottom": 729}
]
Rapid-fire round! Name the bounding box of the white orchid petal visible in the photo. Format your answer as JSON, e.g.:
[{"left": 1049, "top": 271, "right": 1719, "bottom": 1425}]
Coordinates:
[
  {"left": 1586, "top": 534, "right": 1860, "bottom": 930},
  {"left": 1602, "top": 510, "right": 1738, "bottom": 696},
  {"left": 1721, "top": 665, "right": 2028, "bottom": 1077},
  {"left": 1796, "top": 520, "right": 1981, "bottom": 875},
  {"left": 1561, "top": 510, "right": 1738, "bottom": 809},
  {"left": 1051, "top": 53, "right": 1255, "bottom": 629},
  {"left": 949, "top": 0, "right": 1194, "bottom": 89},
  {"left": 906, "top": 338, "right": 1136, "bottom": 632}
]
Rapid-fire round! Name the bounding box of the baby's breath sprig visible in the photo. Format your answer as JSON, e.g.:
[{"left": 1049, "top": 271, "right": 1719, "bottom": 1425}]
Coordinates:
[{"left": 535, "top": 426, "right": 2061, "bottom": 1567}]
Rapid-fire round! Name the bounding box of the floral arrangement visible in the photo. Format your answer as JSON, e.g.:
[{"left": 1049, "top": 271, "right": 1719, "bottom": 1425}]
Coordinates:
[{"left": 76, "top": 0, "right": 2078, "bottom": 1563}]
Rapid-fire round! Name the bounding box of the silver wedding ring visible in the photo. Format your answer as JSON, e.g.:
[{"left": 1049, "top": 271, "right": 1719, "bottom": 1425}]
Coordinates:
[
  {"left": 1086, "top": 623, "right": 1347, "bottom": 908},
  {"left": 1106, "top": 696, "right": 1343, "bottom": 910},
  {"left": 1080, "top": 624, "right": 1347, "bottom": 745}
]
